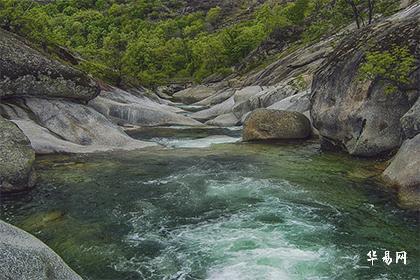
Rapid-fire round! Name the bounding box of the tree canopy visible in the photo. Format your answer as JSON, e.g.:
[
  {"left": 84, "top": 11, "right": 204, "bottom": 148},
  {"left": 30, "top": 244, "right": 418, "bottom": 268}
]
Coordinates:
[{"left": 0, "top": 0, "right": 400, "bottom": 86}]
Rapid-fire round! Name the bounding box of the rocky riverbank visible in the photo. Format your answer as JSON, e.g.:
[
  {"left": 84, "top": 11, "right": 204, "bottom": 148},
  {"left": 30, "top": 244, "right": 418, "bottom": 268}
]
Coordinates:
[
  {"left": 0, "top": 3, "right": 419, "bottom": 279},
  {"left": 1, "top": 2, "right": 418, "bottom": 202}
]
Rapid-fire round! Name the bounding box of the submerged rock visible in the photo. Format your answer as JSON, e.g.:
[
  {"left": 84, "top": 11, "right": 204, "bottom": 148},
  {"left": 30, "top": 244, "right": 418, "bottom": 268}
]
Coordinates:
[
  {"left": 383, "top": 134, "right": 420, "bottom": 208},
  {"left": 310, "top": 6, "right": 420, "bottom": 156},
  {"left": 243, "top": 109, "right": 311, "bottom": 141},
  {"left": 0, "top": 220, "right": 82, "bottom": 280},
  {"left": 0, "top": 116, "right": 35, "bottom": 193},
  {"left": 0, "top": 29, "right": 99, "bottom": 102}
]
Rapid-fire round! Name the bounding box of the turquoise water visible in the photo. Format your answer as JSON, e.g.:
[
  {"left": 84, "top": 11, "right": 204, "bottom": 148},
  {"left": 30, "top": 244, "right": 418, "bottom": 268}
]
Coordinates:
[{"left": 1, "top": 128, "right": 419, "bottom": 280}]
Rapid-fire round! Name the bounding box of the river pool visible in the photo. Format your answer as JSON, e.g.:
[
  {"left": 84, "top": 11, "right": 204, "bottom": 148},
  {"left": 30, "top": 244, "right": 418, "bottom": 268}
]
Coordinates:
[{"left": 1, "top": 127, "right": 419, "bottom": 280}]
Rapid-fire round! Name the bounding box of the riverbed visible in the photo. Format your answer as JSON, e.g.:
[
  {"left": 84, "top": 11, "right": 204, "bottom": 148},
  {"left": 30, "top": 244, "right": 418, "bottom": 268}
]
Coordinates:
[{"left": 1, "top": 127, "right": 419, "bottom": 280}]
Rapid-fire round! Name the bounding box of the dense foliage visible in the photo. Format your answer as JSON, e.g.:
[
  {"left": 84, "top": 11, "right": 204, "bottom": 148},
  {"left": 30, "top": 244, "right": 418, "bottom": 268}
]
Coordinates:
[
  {"left": 0, "top": 0, "right": 400, "bottom": 86},
  {"left": 359, "top": 46, "right": 417, "bottom": 94}
]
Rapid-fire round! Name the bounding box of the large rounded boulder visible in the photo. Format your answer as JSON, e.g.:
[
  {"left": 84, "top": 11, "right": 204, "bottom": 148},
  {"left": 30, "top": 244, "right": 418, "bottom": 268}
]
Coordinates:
[
  {"left": 382, "top": 134, "right": 420, "bottom": 208},
  {"left": 0, "top": 220, "right": 82, "bottom": 280},
  {"left": 243, "top": 109, "right": 311, "bottom": 141},
  {"left": 310, "top": 6, "right": 420, "bottom": 157},
  {"left": 383, "top": 134, "right": 420, "bottom": 188},
  {"left": 0, "top": 116, "right": 36, "bottom": 193}
]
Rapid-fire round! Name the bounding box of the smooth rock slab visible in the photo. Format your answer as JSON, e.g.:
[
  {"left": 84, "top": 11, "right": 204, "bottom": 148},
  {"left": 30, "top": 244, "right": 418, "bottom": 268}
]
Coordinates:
[
  {"left": 205, "top": 113, "right": 239, "bottom": 127},
  {"left": 191, "top": 96, "right": 235, "bottom": 122},
  {"left": 232, "top": 83, "right": 297, "bottom": 120},
  {"left": 0, "top": 220, "right": 82, "bottom": 280},
  {"left": 90, "top": 88, "right": 202, "bottom": 127},
  {"left": 1, "top": 100, "right": 156, "bottom": 154},
  {"left": 173, "top": 85, "right": 218, "bottom": 104},
  {"left": 0, "top": 29, "right": 99, "bottom": 101},
  {"left": 243, "top": 109, "right": 311, "bottom": 141},
  {"left": 268, "top": 90, "right": 310, "bottom": 113}
]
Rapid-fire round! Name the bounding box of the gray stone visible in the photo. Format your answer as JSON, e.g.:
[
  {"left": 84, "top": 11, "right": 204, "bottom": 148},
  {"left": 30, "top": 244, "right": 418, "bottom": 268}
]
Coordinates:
[
  {"left": 89, "top": 88, "right": 202, "bottom": 127},
  {"left": 2, "top": 99, "right": 156, "bottom": 154},
  {"left": 0, "top": 220, "right": 82, "bottom": 280},
  {"left": 243, "top": 109, "right": 311, "bottom": 141},
  {"left": 383, "top": 134, "right": 420, "bottom": 209},
  {"left": 173, "top": 85, "right": 218, "bottom": 104},
  {"left": 268, "top": 90, "right": 311, "bottom": 113},
  {"left": 0, "top": 116, "right": 35, "bottom": 193},
  {"left": 205, "top": 113, "right": 239, "bottom": 127},
  {"left": 194, "top": 88, "right": 235, "bottom": 106},
  {"left": 191, "top": 96, "right": 235, "bottom": 121},
  {"left": 383, "top": 134, "right": 420, "bottom": 189},
  {"left": 310, "top": 7, "right": 420, "bottom": 156},
  {"left": 241, "top": 37, "right": 334, "bottom": 86},
  {"left": 401, "top": 96, "right": 420, "bottom": 139},
  {"left": 233, "top": 86, "right": 266, "bottom": 103},
  {"left": 0, "top": 29, "right": 99, "bottom": 101},
  {"left": 233, "top": 83, "right": 298, "bottom": 119}
]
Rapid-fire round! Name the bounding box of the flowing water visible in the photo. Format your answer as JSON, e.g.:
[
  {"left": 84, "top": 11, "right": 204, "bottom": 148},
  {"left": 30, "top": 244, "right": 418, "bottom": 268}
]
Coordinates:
[{"left": 1, "top": 127, "right": 419, "bottom": 280}]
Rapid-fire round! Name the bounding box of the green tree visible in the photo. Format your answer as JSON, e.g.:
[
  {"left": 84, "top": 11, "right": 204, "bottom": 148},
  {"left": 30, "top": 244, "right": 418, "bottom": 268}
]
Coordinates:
[
  {"left": 206, "top": 6, "right": 222, "bottom": 26},
  {"left": 359, "top": 46, "right": 417, "bottom": 93},
  {"left": 102, "top": 30, "right": 128, "bottom": 86}
]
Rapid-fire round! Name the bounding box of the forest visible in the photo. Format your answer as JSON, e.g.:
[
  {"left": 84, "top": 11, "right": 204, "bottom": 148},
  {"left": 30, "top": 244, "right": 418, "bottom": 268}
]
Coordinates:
[{"left": 0, "top": 0, "right": 398, "bottom": 86}]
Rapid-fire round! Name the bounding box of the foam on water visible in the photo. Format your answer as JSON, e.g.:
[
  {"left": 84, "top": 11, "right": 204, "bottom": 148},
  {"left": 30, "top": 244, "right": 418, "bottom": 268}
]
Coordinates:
[
  {"left": 115, "top": 166, "right": 350, "bottom": 279},
  {"left": 152, "top": 135, "right": 240, "bottom": 148},
  {"left": 2, "top": 136, "right": 418, "bottom": 280}
]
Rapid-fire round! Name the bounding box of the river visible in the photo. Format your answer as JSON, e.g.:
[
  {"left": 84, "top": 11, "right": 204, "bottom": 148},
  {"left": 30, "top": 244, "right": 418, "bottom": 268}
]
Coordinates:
[{"left": 1, "top": 127, "right": 419, "bottom": 280}]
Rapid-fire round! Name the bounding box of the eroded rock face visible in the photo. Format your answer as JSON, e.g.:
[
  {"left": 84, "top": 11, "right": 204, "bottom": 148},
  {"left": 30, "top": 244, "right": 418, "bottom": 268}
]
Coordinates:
[
  {"left": 310, "top": 6, "right": 420, "bottom": 156},
  {"left": 1, "top": 99, "right": 156, "bottom": 154},
  {"left": 0, "top": 29, "right": 99, "bottom": 101},
  {"left": 0, "top": 220, "right": 82, "bottom": 280},
  {"left": 240, "top": 37, "right": 334, "bottom": 86},
  {"left": 243, "top": 109, "right": 311, "bottom": 141},
  {"left": 89, "top": 88, "right": 202, "bottom": 127},
  {"left": 0, "top": 116, "right": 35, "bottom": 193}
]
